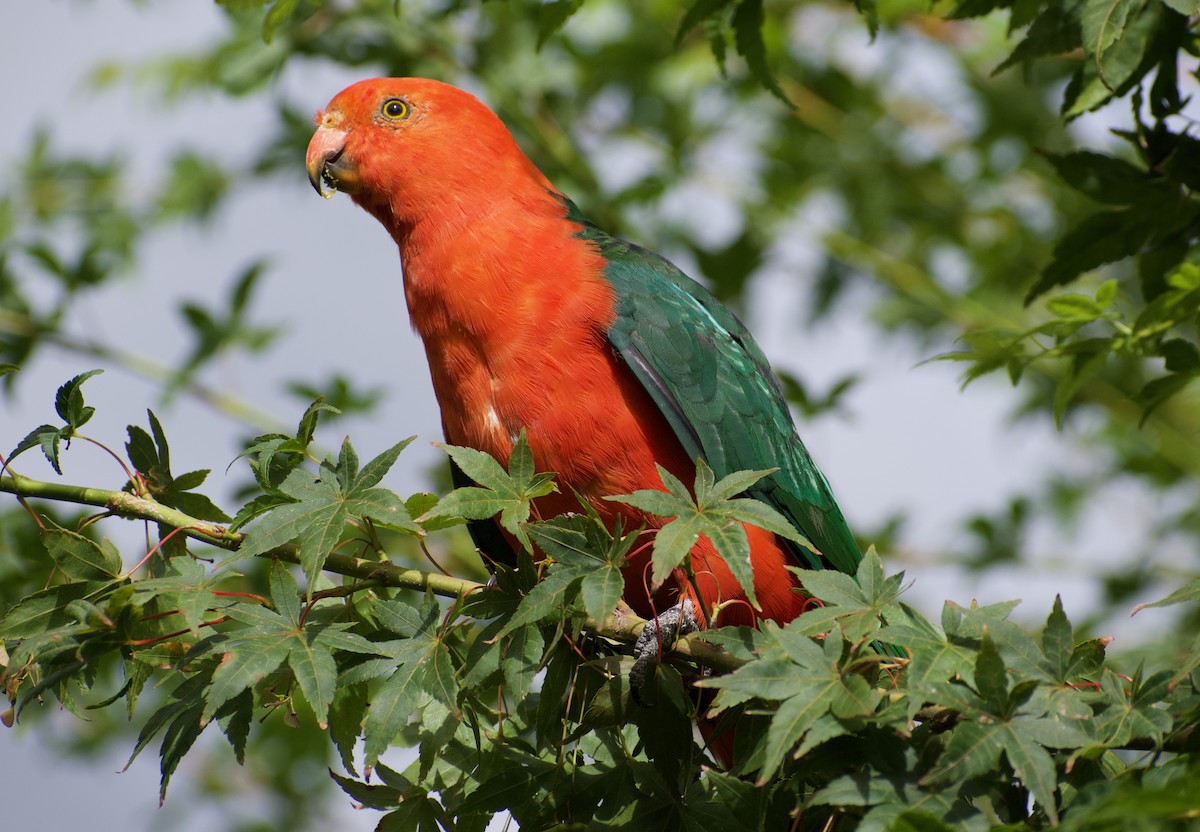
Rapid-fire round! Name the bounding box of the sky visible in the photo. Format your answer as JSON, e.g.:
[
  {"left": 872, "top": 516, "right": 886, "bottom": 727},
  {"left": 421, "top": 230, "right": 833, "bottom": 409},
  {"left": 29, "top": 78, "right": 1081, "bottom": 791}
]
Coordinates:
[{"left": 0, "top": 1, "right": 1177, "bottom": 828}]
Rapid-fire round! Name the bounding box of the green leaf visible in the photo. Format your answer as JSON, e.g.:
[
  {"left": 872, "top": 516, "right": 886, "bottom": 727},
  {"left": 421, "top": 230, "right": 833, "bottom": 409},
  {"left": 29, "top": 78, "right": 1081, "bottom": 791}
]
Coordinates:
[
  {"left": 261, "top": 0, "right": 298, "bottom": 42},
  {"left": 1133, "top": 577, "right": 1200, "bottom": 612},
  {"left": 973, "top": 635, "right": 1009, "bottom": 713},
  {"left": 363, "top": 657, "right": 429, "bottom": 770},
  {"left": 203, "top": 637, "right": 291, "bottom": 724},
  {"left": 924, "top": 721, "right": 1006, "bottom": 785},
  {"left": 525, "top": 513, "right": 632, "bottom": 624},
  {"left": 1046, "top": 293, "right": 1107, "bottom": 321},
  {"left": 1134, "top": 373, "right": 1197, "bottom": 424},
  {"left": 676, "top": 0, "right": 727, "bottom": 47},
  {"left": 1081, "top": 0, "right": 1146, "bottom": 59},
  {"left": 9, "top": 424, "right": 65, "bottom": 474},
  {"left": 1063, "top": 2, "right": 1159, "bottom": 117},
  {"left": 759, "top": 684, "right": 837, "bottom": 781},
  {"left": 995, "top": 1, "right": 1084, "bottom": 73},
  {"left": 42, "top": 520, "right": 122, "bottom": 580},
  {"left": 495, "top": 567, "right": 581, "bottom": 637},
  {"left": 289, "top": 633, "right": 338, "bottom": 728},
  {"left": 238, "top": 440, "right": 417, "bottom": 588},
  {"left": 132, "top": 557, "right": 225, "bottom": 635},
  {"left": 1041, "top": 595, "right": 1073, "bottom": 681},
  {"left": 611, "top": 462, "right": 813, "bottom": 608},
  {"left": 537, "top": 0, "right": 583, "bottom": 47},
  {"left": 1043, "top": 150, "right": 1154, "bottom": 205},
  {"left": 1028, "top": 210, "right": 1154, "bottom": 302},
  {"left": 355, "top": 437, "right": 415, "bottom": 490},
  {"left": 1001, "top": 725, "right": 1061, "bottom": 825},
  {"left": 54, "top": 369, "right": 103, "bottom": 429},
  {"left": 731, "top": 0, "right": 788, "bottom": 103},
  {"left": 0, "top": 581, "right": 107, "bottom": 638},
  {"left": 217, "top": 690, "right": 253, "bottom": 765},
  {"left": 878, "top": 604, "right": 975, "bottom": 691},
  {"left": 1053, "top": 344, "right": 1108, "bottom": 429},
  {"left": 423, "top": 433, "right": 556, "bottom": 550},
  {"left": 328, "top": 683, "right": 367, "bottom": 776}
]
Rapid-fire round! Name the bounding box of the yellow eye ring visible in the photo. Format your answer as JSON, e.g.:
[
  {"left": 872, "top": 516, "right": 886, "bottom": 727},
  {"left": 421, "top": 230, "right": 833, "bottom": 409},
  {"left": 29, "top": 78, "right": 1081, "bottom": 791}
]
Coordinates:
[{"left": 381, "top": 98, "right": 410, "bottom": 120}]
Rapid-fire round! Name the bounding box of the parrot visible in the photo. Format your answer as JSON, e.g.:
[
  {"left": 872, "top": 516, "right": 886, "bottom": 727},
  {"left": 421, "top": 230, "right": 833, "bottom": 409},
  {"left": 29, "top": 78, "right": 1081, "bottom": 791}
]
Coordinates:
[{"left": 304, "top": 78, "right": 868, "bottom": 732}]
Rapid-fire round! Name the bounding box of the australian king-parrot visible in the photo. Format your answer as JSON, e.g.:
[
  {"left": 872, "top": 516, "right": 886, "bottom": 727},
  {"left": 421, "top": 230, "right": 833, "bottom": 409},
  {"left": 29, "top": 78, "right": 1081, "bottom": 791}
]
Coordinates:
[{"left": 305, "top": 77, "right": 867, "bottom": 708}]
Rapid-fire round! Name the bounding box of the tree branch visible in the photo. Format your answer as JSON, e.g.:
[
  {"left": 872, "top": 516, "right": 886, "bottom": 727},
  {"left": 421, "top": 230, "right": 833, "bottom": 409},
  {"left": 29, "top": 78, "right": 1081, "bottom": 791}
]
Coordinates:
[{"left": 0, "top": 472, "right": 744, "bottom": 673}]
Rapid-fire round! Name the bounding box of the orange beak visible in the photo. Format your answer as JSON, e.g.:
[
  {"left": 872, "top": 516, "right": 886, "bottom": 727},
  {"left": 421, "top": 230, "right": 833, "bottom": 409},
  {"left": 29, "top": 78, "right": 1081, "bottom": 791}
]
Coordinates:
[{"left": 306, "top": 125, "right": 359, "bottom": 198}]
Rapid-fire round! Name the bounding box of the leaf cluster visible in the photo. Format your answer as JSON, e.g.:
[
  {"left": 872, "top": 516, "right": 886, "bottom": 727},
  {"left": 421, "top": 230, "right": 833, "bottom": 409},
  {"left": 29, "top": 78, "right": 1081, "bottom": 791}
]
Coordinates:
[{"left": 2, "top": 389, "right": 1200, "bottom": 830}]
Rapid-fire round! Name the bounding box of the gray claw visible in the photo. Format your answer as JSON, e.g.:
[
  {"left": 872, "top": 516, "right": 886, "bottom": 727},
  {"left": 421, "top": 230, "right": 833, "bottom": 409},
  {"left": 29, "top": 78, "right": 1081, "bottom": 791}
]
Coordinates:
[{"left": 630, "top": 599, "right": 699, "bottom": 707}]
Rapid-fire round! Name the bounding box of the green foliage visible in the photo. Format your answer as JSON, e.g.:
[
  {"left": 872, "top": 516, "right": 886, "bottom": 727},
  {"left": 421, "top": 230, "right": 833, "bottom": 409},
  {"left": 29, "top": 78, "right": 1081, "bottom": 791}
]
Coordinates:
[
  {"left": 2, "top": 387, "right": 1199, "bottom": 828},
  {"left": 422, "top": 433, "right": 558, "bottom": 552},
  {"left": 8, "top": 369, "right": 103, "bottom": 474},
  {"left": 610, "top": 460, "right": 814, "bottom": 608}
]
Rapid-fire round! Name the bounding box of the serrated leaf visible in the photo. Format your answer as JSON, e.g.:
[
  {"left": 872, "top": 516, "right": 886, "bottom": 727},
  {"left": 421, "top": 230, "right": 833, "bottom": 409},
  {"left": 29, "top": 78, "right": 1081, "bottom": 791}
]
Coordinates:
[
  {"left": 126, "top": 424, "right": 161, "bottom": 481},
  {"left": 1046, "top": 293, "right": 1106, "bottom": 321},
  {"left": 354, "top": 437, "right": 415, "bottom": 490},
  {"left": 878, "top": 605, "right": 975, "bottom": 690},
  {"left": 731, "top": 0, "right": 788, "bottom": 103},
  {"left": 438, "top": 443, "right": 510, "bottom": 491},
  {"left": 1133, "top": 577, "right": 1200, "bottom": 612},
  {"left": 757, "top": 678, "right": 841, "bottom": 782},
  {"left": 537, "top": 0, "right": 582, "bottom": 47},
  {"left": 1042, "top": 595, "right": 1073, "bottom": 681},
  {"left": 580, "top": 567, "right": 624, "bottom": 625},
  {"left": 701, "top": 655, "right": 809, "bottom": 713},
  {"left": 217, "top": 689, "right": 253, "bottom": 765},
  {"left": 924, "top": 721, "right": 1006, "bottom": 785},
  {"left": 0, "top": 582, "right": 106, "bottom": 638},
  {"left": 261, "top": 0, "right": 298, "bottom": 42},
  {"left": 793, "top": 568, "right": 865, "bottom": 608},
  {"left": 54, "top": 369, "right": 103, "bottom": 428},
  {"left": 1000, "top": 725, "right": 1061, "bottom": 824},
  {"left": 42, "top": 520, "right": 122, "bottom": 580},
  {"left": 158, "top": 699, "right": 207, "bottom": 802},
  {"left": 995, "top": 0, "right": 1083, "bottom": 73},
  {"left": 423, "top": 434, "right": 556, "bottom": 550},
  {"left": 329, "top": 683, "right": 367, "bottom": 775},
  {"left": 611, "top": 462, "right": 815, "bottom": 608},
  {"left": 1081, "top": 0, "right": 1145, "bottom": 60},
  {"left": 9, "top": 424, "right": 64, "bottom": 474},
  {"left": 675, "top": 0, "right": 727, "bottom": 47},
  {"left": 289, "top": 635, "right": 338, "bottom": 728},
  {"left": 1027, "top": 210, "right": 1155, "bottom": 302},
  {"left": 295, "top": 397, "right": 339, "bottom": 448},
  {"left": 203, "top": 638, "right": 291, "bottom": 723},
  {"left": 459, "top": 767, "right": 538, "bottom": 815},
  {"left": 363, "top": 657, "right": 429, "bottom": 769},
  {"left": 1043, "top": 150, "right": 1154, "bottom": 205},
  {"left": 496, "top": 568, "right": 580, "bottom": 637}
]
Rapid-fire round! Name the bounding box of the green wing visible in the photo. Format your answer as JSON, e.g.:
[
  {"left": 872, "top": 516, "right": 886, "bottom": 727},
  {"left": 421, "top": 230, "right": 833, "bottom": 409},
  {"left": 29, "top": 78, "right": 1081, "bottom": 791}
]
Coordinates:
[{"left": 567, "top": 200, "right": 861, "bottom": 575}]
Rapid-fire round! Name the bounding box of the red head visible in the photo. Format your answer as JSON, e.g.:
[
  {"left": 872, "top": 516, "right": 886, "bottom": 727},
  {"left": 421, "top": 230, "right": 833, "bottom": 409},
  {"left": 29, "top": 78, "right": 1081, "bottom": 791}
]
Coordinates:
[{"left": 306, "top": 78, "right": 555, "bottom": 239}]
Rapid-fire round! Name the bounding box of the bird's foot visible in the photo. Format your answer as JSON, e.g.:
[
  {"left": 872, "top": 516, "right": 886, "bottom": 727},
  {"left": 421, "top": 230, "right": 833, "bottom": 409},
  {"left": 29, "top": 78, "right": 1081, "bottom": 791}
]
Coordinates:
[{"left": 630, "top": 599, "right": 699, "bottom": 707}]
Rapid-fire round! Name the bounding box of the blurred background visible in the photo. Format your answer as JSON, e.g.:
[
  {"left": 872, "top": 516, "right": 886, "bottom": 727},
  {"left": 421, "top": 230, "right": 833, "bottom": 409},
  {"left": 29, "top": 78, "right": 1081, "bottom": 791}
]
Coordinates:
[{"left": 3, "top": 0, "right": 1196, "bottom": 829}]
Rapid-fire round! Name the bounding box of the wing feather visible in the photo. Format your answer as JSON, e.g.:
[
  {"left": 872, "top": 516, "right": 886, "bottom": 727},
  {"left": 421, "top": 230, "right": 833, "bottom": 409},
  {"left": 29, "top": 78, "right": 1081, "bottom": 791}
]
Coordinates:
[{"left": 567, "top": 200, "right": 861, "bottom": 575}]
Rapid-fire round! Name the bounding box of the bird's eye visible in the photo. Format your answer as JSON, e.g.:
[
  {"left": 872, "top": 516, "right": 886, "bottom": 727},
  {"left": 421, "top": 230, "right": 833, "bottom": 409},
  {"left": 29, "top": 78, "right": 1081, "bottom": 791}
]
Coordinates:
[{"left": 381, "top": 98, "right": 410, "bottom": 120}]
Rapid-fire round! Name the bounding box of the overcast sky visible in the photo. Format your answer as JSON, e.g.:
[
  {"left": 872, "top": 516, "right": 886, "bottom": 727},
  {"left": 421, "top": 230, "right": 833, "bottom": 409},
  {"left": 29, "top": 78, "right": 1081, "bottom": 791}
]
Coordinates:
[{"left": 1, "top": 2, "right": 1175, "bottom": 829}]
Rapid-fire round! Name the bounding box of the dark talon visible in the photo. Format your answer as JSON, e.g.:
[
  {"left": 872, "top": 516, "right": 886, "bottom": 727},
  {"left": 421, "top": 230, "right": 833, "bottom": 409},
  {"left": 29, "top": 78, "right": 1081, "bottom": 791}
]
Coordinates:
[{"left": 630, "top": 599, "right": 699, "bottom": 707}]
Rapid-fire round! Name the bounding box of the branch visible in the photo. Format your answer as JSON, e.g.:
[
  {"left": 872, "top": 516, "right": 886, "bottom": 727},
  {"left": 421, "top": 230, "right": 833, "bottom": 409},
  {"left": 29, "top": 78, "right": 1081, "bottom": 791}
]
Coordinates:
[
  {"left": 0, "top": 307, "right": 285, "bottom": 434},
  {"left": 0, "top": 472, "right": 743, "bottom": 673}
]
